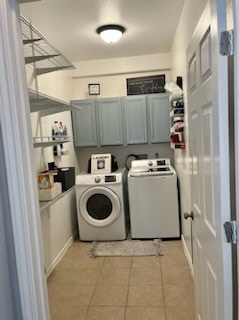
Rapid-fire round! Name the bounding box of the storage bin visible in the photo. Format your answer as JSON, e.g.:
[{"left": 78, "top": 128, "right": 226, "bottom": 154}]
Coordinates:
[
  {"left": 38, "top": 182, "right": 62, "bottom": 201},
  {"left": 54, "top": 167, "right": 75, "bottom": 191}
]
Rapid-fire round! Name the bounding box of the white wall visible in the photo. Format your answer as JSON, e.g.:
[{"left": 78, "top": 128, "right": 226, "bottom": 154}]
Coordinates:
[
  {"left": 72, "top": 53, "right": 171, "bottom": 99},
  {"left": 27, "top": 66, "right": 80, "bottom": 174},
  {"left": 76, "top": 144, "right": 174, "bottom": 173},
  {"left": 27, "top": 67, "right": 73, "bottom": 102},
  {"left": 71, "top": 52, "right": 173, "bottom": 170},
  {"left": 170, "top": 0, "right": 208, "bottom": 259},
  {"left": 72, "top": 53, "right": 171, "bottom": 77}
]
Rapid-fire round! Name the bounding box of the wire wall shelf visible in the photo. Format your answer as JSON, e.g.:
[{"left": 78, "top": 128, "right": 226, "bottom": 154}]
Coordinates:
[
  {"left": 28, "top": 89, "right": 80, "bottom": 116},
  {"left": 33, "top": 136, "right": 72, "bottom": 148},
  {"left": 20, "top": 15, "right": 75, "bottom": 75}
]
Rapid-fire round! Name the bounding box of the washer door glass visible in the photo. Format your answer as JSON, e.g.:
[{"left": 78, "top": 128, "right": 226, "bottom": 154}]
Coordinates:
[{"left": 80, "top": 186, "right": 121, "bottom": 227}]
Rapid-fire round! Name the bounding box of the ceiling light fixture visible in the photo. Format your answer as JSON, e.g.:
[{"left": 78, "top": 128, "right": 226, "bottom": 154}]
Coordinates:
[{"left": 96, "top": 25, "right": 125, "bottom": 44}]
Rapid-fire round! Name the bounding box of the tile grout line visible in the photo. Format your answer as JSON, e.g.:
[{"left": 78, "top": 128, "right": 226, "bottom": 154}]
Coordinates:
[
  {"left": 123, "top": 257, "right": 133, "bottom": 320},
  {"left": 159, "top": 248, "right": 168, "bottom": 320},
  {"left": 84, "top": 249, "right": 105, "bottom": 319}
]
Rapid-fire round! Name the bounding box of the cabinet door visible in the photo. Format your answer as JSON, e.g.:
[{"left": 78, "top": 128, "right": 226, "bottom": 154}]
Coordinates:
[
  {"left": 148, "top": 94, "right": 170, "bottom": 143},
  {"left": 71, "top": 100, "right": 98, "bottom": 147},
  {"left": 97, "top": 98, "right": 123, "bottom": 146},
  {"left": 123, "top": 95, "right": 148, "bottom": 144},
  {"left": 41, "top": 188, "right": 77, "bottom": 277}
]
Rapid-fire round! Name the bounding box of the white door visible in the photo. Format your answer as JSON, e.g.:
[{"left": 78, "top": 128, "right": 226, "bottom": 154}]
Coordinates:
[
  {"left": 187, "top": 1, "right": 232, "bottom": 319},
  {"left": 233, "top": 0, "right": 239, "bottom": 317}
]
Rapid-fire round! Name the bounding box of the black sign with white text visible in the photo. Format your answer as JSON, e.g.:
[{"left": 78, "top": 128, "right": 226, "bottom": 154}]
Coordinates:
[{"left": 126, "top": 74, "right": 165, "bottom": 95}]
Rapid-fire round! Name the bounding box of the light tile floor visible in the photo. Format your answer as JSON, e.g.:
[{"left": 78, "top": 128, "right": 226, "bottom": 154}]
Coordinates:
[{"left": 48, "top": 239, "right": 195, "bottom": 320}]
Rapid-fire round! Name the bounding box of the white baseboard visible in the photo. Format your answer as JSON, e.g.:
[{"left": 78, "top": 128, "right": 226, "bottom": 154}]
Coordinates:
[
  {"left": 45, "top": 230, "right": 78, "bottom": 278},
  {"left": 181, "top": 234, "right": 194, "bottom": 279}
]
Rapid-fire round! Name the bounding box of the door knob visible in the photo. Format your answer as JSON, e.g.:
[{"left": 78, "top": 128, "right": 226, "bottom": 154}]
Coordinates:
[{"left": 184, "top": 211, "right": 194, "bottom": 220}]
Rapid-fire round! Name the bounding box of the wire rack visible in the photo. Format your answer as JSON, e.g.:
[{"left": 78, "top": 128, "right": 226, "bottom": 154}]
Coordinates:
[
  {"left": 28, "top": 89, "right": 80, "bottom": 116},
  {"left": 20, "top": 15, "right": 75, "bottom": 75}
]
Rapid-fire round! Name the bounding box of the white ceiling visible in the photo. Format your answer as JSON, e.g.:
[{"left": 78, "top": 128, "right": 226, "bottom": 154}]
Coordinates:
[{"left": 20, "top": 0, "right": 185, "bottom": 63}]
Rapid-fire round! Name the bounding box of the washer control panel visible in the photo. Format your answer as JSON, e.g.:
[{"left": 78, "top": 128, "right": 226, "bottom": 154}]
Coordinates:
[
  {"left": 94, "top": 175, "right": 117, "bottom": 183},
  {"left": 131, "top": 158, "right": 171, "bottom": 169},
  {"left": 157, "top": 159, "right": 167, "bottom": 166},
  {"left": 94, "top": 176, "right": 101, "bottom": 183},
  {"left": 75, "top": 169, "right": 125, "bottom": 186},
  {"left": 105, "top": 175, "right": 117, "bottom": 183}
]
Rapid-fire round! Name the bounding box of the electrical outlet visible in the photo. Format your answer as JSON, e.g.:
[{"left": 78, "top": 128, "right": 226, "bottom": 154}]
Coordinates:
[{"left": 136, "top": 154, "right": 148, "bottom": 159}]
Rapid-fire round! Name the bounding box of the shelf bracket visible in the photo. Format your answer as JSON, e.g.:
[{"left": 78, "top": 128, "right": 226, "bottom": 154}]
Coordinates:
[
  {"left": 25, "top": 54, "right": 60, "bottom": 64},
  {"left": 35, "top": 66, "right": 72, "bottom": 76},
  {"left": 23, "top": 38, "right": 42, "bottom": 45}
]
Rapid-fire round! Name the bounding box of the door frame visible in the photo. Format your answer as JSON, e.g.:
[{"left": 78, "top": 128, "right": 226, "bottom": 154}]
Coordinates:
[{"left": 0, "top": 0, "right": 49, "bottom": 319}]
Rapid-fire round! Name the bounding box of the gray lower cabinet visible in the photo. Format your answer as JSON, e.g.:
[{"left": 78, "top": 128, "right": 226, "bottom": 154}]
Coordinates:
[
  {"left": 71, "top": 99, "right": 98, "bottom": 147},
  {"left": 97, "top": 98, "right": 124, "bottom": 146},
  {"left": 123, "top": 95, "right": 148, "bottom": 144},
  {"left": 148, "top": 93, "right": 170, "bottom": 143}
]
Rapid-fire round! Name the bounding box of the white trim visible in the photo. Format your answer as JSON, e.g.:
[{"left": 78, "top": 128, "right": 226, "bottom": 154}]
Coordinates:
[
  {"left": 0, "top": 1, "right": 49, "bottom": 319},
  {"left": 45, "top": 231, "right": 78, "bottom": 278},
  {"left": 72, "top": 68, "right": 171, "bottom": 79},
  {"left": 181, "top": 234, "right": 194, "bottom": 278}
]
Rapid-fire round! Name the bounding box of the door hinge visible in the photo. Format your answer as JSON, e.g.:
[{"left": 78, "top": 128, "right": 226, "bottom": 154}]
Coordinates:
[
  {"left": 220, "top": 30, "right": 234, "bottom": 56},
  {"left": 224, "top": 221, "right": 237, "bottom": 244}
]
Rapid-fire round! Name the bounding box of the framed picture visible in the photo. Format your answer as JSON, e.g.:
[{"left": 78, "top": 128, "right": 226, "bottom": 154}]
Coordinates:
[
  {"left": 88, "top": 83, "right": 100, "bottom": 95},
  {"left": 126, "top": 74, "right": 165, "bottom": 95}
]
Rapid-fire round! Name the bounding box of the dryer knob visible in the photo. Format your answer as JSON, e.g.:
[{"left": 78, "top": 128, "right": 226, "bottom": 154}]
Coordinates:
[
  {"left": 148, "top": 161, "right": 153, "bottom": 166},
  {"left": 95, "top": 176, "right": 101, "bottom": 183}
]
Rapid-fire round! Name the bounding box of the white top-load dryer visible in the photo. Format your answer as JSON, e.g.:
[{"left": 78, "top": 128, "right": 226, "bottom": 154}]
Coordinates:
[{"left": 128, "top": 158, "right": 180, "bottom": 239}]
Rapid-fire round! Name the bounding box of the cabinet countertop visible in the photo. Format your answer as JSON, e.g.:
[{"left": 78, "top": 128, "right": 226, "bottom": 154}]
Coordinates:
[{"left": 39, "top": 185, "right": 75, "bottom": 212}]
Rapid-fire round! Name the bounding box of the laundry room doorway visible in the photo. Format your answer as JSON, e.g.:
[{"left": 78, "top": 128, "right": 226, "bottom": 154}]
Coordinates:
[{"left": 1, "top": 0, "right": 239, "bottom": 319}]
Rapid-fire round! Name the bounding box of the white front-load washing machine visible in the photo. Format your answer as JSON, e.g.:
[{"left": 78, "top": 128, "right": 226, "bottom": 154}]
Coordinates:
[{"left": 76, "top": 168, "right": 129, "bottom": 241}]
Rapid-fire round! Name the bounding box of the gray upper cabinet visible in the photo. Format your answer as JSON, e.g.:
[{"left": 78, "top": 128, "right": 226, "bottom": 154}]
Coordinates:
[
  {"left": 97, "top": 98, "right": 123, "bottom": 146},
  {"left": 71, "top": 93, "right": 170, "bottom": 147},
  {"left": 71, "top": 100, "right": 98, "bottom": 147},
  {"left": 148, "top": 93, "right": 170, "bottom": 143},
  {"left": 123, "top": 95, "right": 148, "bottom": 145}
]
